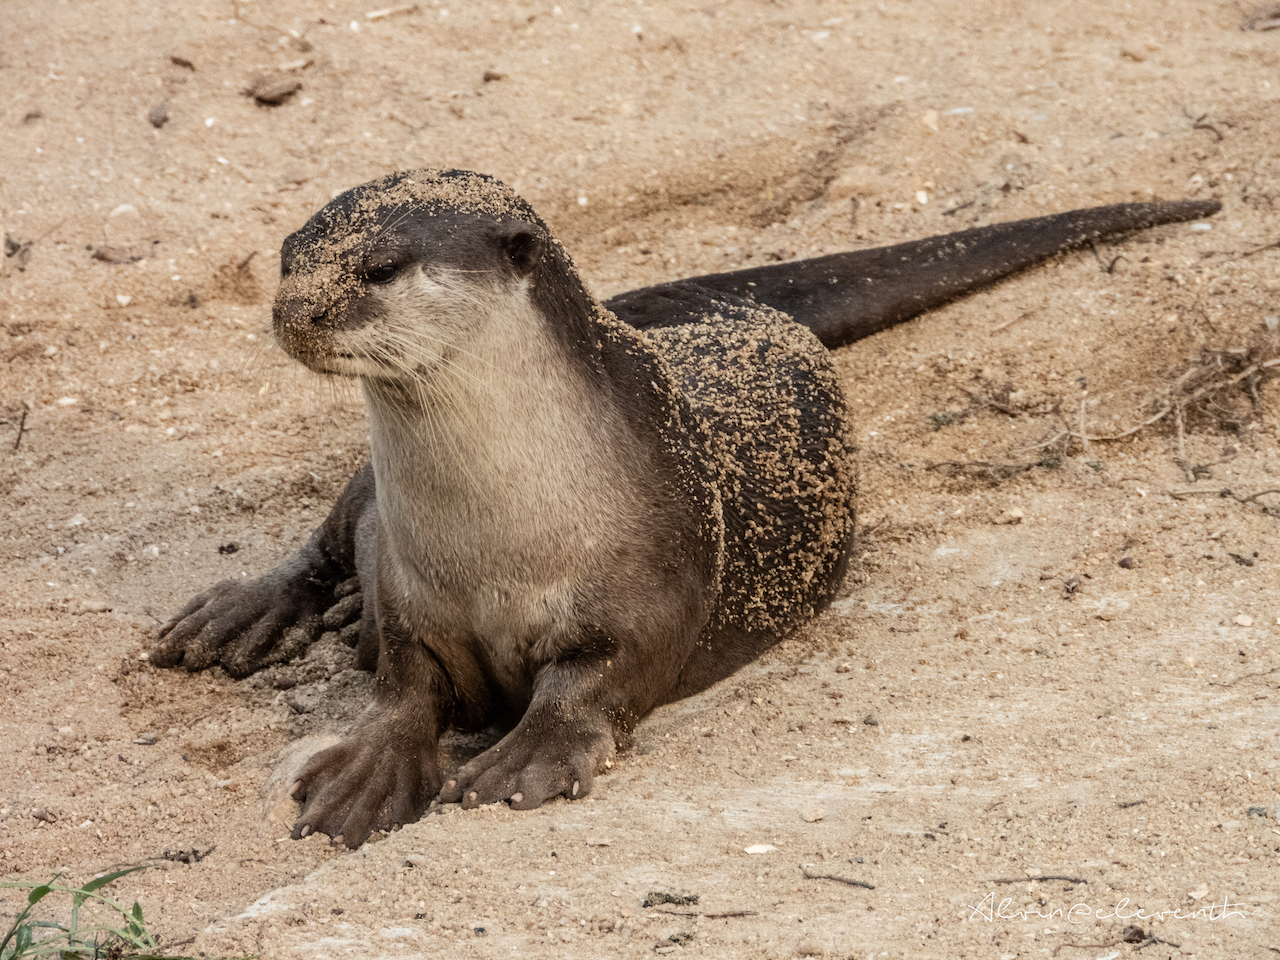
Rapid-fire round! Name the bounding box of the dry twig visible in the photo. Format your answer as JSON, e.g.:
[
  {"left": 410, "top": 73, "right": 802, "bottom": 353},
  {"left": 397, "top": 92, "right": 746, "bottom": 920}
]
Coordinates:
[
  {"left": 1068, "top": 354, "right": 1279, "bottom": 443},
  {"left": 656, "top": 908, "right": 758, "bottom": 919},
  {"left": 925, "top": 461, "right": 1035, "bottom": 481},
  {"left": 799, "top": 865, "right": 875, "bottom": 890},
  {"left": 990, "top": 310, "right": 1033, "bottom": 333},
  {"left": 1167, "top": 487, "right": 1280, "bottom": 502},
  {"left": 1182, "top": 106, "right": 1225, "bottom": 140},
  {"left": 11, "top": 407, "right": 27, "bottom": 452},
  {"left": 1010, "top": 430, "right": 1069, "bottom": 455},
  {"left": 1209, "top": 666, "right": 1280, "bottom": 688},
  {"left": 1079, "top": 395, "right": 1092, "bottom": 458},
  {"left": 1242, "top": 237, "right": 1280, "bottom": 256}
]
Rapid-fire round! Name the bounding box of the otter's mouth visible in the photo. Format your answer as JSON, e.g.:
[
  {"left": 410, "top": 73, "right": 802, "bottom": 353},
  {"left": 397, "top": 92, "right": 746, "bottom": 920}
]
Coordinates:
[
  {"left": 272, "top": 331, "right": 364, "bottom": 379},
  {"left": 300, "top": 352, "right": 377, "bottom": 379},
  {"left": 283, "top": 341, "right": 428, "bottom": 382}
]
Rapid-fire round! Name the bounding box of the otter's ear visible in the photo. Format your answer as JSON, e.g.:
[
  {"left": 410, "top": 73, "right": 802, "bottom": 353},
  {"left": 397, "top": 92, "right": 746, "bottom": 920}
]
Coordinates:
[{"left": 492, "top": 221, "right": 545, "bottom": 276}]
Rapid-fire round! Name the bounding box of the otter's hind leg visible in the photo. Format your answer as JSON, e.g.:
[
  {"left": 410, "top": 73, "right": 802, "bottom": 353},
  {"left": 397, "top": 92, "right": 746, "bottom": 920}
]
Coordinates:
[{"left": 152, "top": 463, "right": 377, "bottom": 677}]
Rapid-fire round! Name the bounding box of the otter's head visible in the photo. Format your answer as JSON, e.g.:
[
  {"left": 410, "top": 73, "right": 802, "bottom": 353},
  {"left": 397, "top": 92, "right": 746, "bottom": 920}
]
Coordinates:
[{"left": 273, "top": 169, "right": 573, "bottom": 381}]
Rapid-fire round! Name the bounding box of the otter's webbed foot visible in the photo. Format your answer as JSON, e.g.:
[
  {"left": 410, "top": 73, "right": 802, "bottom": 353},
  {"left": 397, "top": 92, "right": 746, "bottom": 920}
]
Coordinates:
[
  {"left": 153, "top": 463, "right": 378, "bottom": 677},
  {"left": 290, "top": 707, "right": 442, "bottom": 848},
  {"left": 151, "top": 546, "right": 359, "bottom": 678},
  {"left": 438, "top": 706, "right": 616, "bottom": 811}
]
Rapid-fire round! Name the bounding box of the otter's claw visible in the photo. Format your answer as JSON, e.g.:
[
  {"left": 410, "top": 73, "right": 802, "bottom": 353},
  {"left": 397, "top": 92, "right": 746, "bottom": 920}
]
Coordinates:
[
  {"left": 437, "top": 713, "right": 614, "bottom": 811},
  {"left": 290, "top": 717, "right": 441, "bottom": 848}
]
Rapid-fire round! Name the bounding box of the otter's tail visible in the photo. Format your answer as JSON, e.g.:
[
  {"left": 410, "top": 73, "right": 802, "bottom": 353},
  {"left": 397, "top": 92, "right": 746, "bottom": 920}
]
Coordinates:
[{"left": 609, "top": 200, "right": 1221, "bottom": 349}]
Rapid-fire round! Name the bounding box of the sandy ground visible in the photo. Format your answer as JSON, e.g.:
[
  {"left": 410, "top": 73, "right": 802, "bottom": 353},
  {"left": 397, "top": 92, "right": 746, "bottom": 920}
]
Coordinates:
[{"left": 2, "top": 1, "right": 1280, "bottom": 957}]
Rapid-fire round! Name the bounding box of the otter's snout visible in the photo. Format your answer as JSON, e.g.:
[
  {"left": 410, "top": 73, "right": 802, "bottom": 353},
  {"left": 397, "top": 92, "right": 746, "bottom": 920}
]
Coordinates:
[
  {"left": 272, "top": 288, "right": 328, "bottom": 333},
  {"left": 271, "top": 274, "right": 351, "bottom": 369}
]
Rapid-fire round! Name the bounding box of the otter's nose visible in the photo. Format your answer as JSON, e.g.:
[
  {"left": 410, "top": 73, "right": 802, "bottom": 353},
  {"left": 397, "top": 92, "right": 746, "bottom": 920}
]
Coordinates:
[{"left": 272, "top": 291, "right": 327, "bottom": 332}]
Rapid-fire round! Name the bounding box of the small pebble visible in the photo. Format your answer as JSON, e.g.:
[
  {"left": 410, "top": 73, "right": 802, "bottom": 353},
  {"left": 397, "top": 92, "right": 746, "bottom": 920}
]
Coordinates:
[
  {"left": 148, "top": 103, "right": 169, "bottom": 128},
  {"left": 405, "top": 853, "right": 427, "bottom": 868},
  {"left": 1234, "top": 614, "right": 1253, "bottom": 627},
  {"left": 1243, "top": 8, "right": 1280, "bottom": 28},
  {"left": 744, "top": 844, "right": 776, "bottom": 854},
  {"left": 800, "top": 807, "right": 825, "bottom": 823},
  {"left": 994, "top": 508, "right": 1024, "bottom": 525},
  {"left": 92, "top": 247, "right": 139, "bottom": 264},
  {"left": 1093, "top": 596, "right": 1130, "bottom": 621},
  {"left": 366, "top": 4, "right": 418, "bottom": 20},
  {"left": 798, "top": 939, "right": 827, "bottom": 957},
  {"left": 244, "top": 75, "right": 302, "bottom": 106}
]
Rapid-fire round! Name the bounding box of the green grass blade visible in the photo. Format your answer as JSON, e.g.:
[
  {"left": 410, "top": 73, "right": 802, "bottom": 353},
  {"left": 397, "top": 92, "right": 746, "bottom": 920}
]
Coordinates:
[
  {"left": 11, "top": 924, "right": 33, "bottom": 956},
  {"left": 81, "top": 866, "right": 147, "bottom": 895},
  {"left": 71, "top": 865, "right": 148, "bottom": 939},
  {"left": 126, "top": 901, "right": 157, "bottom": 946},
  {"left": 0, "top": 868, "right": 260, "bottom": 960},
  {"left": 0, "top": 902, "right": 37, "bottom": 956},
  {"left": 26, "top": 884, "right": 54, "bottom": 906}
]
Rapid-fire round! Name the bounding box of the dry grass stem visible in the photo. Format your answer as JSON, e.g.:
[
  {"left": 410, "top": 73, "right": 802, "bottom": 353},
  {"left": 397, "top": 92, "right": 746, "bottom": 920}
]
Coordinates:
[{"left": 1065, "top": 352, "right": 1279, "bottom": 444}]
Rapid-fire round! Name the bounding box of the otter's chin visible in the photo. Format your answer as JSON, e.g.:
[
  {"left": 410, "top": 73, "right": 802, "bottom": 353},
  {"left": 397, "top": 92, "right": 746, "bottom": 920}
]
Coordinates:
[{"left": 298, "top": 352, "right": 390, "bottom": 380}]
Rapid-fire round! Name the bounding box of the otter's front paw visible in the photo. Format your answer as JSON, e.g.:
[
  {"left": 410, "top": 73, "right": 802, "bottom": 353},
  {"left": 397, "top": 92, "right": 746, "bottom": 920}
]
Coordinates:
[
  {"left": 290, "top": 727, "right": 440, "bottom": 848},
  {"left": 152, "top": 571, "right": 360, "bottom": 677},
  {"left": 438, "top": 715, "right": 615, "bottom": 811}
]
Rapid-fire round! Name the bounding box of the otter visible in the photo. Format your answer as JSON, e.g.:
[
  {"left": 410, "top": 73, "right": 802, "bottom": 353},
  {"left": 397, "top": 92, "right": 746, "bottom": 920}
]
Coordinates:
[{"left": 153, "top": 170, "right": 1218, "bottom": 847}]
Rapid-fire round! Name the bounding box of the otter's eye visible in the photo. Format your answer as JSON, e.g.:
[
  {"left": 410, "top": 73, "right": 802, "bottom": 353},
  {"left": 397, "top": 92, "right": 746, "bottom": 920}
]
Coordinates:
[{"left": 364, "top": 264, "right": 399, "bottom": 285}]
